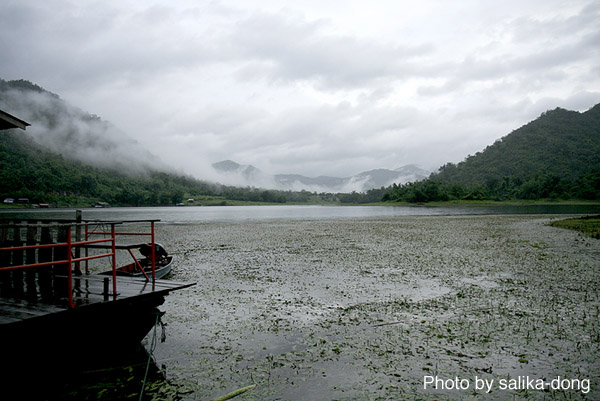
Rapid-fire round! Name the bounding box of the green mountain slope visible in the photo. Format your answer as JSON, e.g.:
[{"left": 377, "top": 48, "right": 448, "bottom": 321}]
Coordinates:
[
  {"left": 436, "top": 105, "right": 600, "bottom": 184},
  {"left": 384, "top": 105, "right": 600, "bottom": 202},
  {"left": 0, "top": 79, "right": 162, "bottom": 175},
  {"left": 0, "top": 128, "right": 321, "bottom": 206},
  {"left": 0, "top": 128, "right": 214, "bottom": 206}
]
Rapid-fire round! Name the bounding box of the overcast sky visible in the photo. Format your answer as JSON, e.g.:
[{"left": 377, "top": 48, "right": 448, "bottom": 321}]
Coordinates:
[{"left": 1, "top": 0, "right": 599, "bottom": 178}]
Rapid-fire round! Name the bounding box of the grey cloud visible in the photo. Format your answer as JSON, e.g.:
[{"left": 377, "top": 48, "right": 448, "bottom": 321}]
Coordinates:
[
  {"left": 205, "top": 102, "right": 428, "bottom": 176},
  {"left": 510, "top": 1, "right": 599, "bottom": 43},
  {"left": 417, "top": 2, "right": 599, "bottom": 96},
  {"left": 0, "top": 2, "right": 224, "bottom": 89},
  {"left": 228, "top": 12, "right": 432, "bottom": 88},
  {"left": 1, "top": 1, "right": 598, "bottom": 181}
]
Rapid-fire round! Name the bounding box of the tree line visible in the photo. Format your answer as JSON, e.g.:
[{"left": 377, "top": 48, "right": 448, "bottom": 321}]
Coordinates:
[{"left": 0, "top": 130, "right": 342, "bottom": 206}]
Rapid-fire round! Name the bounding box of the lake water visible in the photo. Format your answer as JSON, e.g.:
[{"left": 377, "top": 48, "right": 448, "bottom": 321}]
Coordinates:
[
  {"left": 1, "top": 203, "right": 599, "bottom": 223},
  {"left": 2, "top": 204, "right": 599, "bottom": 400}
]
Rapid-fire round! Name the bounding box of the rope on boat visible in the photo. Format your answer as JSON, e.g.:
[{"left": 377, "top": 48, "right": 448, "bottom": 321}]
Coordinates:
[{"left": 138, "top": 311, "right": 162, "bottom": 401}]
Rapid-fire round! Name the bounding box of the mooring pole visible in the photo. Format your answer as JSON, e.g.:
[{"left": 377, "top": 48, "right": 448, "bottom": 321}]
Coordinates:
[
  {"left": 151, "top": 221, "right": 156, "bottom": 284},
  {"left": 66, "top": 227, "right": 73, "bottom": 307},
  {"left": 103, "top": 277, "right": 109, "bottom": 301}
]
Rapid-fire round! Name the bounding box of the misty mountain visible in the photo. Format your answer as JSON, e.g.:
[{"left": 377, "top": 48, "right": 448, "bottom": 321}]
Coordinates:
[
  {"left": 384, "top": 104, "right": 600, "bottom": 202},
  {"left": 0, "top": 78, "right": 426, "bottom": 196},
  {"left": 212, "top": 160, "right": 429, "bottom": 192},
  {"left": 212, "top": 160, "right": 263, "bottom": 180},
  {"left": 0, "top": 79, "right": 167, "bottom": 175},
  {"left": 349, "top": 165, "right": 430, "bottom": 189}
]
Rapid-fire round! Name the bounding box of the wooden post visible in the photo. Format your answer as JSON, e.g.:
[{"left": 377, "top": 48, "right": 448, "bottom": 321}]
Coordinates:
[
  {"left": 75, "top": 210, "right": 82, "bottom": 275},
  {"left": 11, "top": 222, "right": 24, "bottom": 298},
  {"left": 25, "top": 224, "right": 38, "bottom": 300},
  {"left": 151, "top": 221, "right": 156, "bottom": 283},
  {"left": 66, "top": 228, "right": 73, "bottom": 307},
  {"left": 0, "top": 224, "right": 10, "bottom": 297},
  {"left": 111, "top": 223, "right": 117, "bottom": 298},
  {"left": 39, "top": 226, "right": 53, "bottom": 301},
  {"left": 54, "top": 226, "right": 69, "bottom": 305}
]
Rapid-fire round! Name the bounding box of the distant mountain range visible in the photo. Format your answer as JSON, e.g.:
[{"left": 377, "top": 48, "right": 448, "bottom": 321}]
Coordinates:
[
  {"left": 211, "top": 160, "right": 429, "bottom": 192},
  {"left": 3, "top": 77, "right": 597, "bottom": 205}
]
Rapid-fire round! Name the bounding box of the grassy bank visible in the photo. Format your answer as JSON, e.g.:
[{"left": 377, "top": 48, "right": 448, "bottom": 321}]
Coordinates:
[
  {"left": 375, "top": 199, "right": 600, "bottom": 207},
  {"left": 549, "top": 215, "right": 600, "bottom": 239}
]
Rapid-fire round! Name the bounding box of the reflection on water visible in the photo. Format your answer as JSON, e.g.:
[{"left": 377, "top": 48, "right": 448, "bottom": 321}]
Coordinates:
[
  {"left": 1, "top": 203, "right": 599, "bottom": 223},
  {"left": 2, "top": 204, "right": 599, "bottom": 400},
  {"left": 8, "top": 345, "right": 169, "bottom": 401}
]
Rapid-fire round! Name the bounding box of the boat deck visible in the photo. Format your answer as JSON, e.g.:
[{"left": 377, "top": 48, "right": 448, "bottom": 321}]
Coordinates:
[
  {"left": 0, "top": 216, "right": 195, "bottom": 330},
  {"left": 0, "top": 274, "right": 194, "bottom": 325}
]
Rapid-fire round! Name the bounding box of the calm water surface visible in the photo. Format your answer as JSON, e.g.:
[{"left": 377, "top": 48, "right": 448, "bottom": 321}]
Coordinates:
[
  {"left": 2, "top": 204, "right": 599, "bottom": 399},
  {"left": 1, "top": 204, "right": 598, "bottom": 223}
]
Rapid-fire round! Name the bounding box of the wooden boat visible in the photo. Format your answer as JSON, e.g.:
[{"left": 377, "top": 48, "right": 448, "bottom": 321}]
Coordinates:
[
  {"left": 99, "top": 243, "right": 174, "bottom": 279},
  {"left": 104, "top": 255, "right": 174, "bottom": 279}
]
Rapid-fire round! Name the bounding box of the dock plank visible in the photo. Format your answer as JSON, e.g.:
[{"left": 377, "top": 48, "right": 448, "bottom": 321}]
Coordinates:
[{"left": 0, "top": 275, "right": 194, "bottom": 325}]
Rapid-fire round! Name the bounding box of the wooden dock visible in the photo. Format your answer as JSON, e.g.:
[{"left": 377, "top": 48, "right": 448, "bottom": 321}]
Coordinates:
[
  {"left": 0, "top": 214, "right": 195, "bottom": 369},
  {"left": 0, "top": 274, "right": 193, "bottom": 325}
]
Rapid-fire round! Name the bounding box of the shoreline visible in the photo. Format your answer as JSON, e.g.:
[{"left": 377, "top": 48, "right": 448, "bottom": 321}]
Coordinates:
[{"left": 2, "top": 199, "right": 599, "bottom": 209}]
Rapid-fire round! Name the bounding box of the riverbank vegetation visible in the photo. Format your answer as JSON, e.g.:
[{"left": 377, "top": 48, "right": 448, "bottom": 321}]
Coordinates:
[
  {"left": 2, "top": 119, "right": 598, "bottom": 207},
  {"left": 0, "top": 129, "right": 343, "bottom": 207},
  {"left": 549, "top": 215, "right": 600, "bottom": 239}
]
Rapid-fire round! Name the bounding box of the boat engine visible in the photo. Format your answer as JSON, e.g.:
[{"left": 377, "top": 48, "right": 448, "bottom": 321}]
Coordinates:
[{"left": 139, "top": 243, "right": 168, "bottom": 260}]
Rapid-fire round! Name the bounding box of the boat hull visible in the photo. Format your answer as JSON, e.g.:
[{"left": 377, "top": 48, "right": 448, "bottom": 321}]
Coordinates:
[
  {"left": 1, "top": 292, "right": 165, "bottom": 354},
  {"left": 0, "top": 292, "right": 166, "bottom": 398},
  {"left": 99, "top": 255, "right": 174, "bottom": 279}
]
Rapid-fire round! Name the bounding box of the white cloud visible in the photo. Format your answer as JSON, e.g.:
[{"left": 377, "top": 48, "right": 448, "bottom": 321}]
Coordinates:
[{"left": 1, "top": 0, "right": 599, "bottom": 180}]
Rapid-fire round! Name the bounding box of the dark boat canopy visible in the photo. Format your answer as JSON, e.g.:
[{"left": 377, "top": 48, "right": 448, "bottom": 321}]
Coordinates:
[{"left": 0, "top": 109, "right": 30, "bottom": 130}]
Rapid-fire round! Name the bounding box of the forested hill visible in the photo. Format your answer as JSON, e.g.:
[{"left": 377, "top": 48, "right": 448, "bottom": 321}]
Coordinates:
[
  {"left": 0, "top": 78, "right": 164, "bottom": 175},
  {"left": 384, "top": 105, "right": 600, "bottom": 202},
  {"left": 436, "top": 105, "right": 600, "bottom": 184},
  {"left": 0, "top": 127, "right": 338, "bottom": 206},
  {"left": 0, "top": 128, "right": 217, "bottom": 206}
]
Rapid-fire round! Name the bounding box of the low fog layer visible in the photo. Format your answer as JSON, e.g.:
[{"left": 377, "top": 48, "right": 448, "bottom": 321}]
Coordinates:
[
  {"left": 210, "top": 160, "right": 430, "bottom": 192},
  {"left": 0, "top": 84, "right": 169, "bottom": 176},
  {"left": 0, "top": 80, "right": 429, "bottom": 192}
]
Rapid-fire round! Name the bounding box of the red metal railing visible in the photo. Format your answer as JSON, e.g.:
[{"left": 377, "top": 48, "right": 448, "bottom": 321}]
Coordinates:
[
  {"left": 0, "top": 219, "right": 161, "bottom": 308},
  {"left": 84, "top": 220, "right": 158, "bottom": 280},
  {"left": 0, "top": 222, "right": 118, "bottom": 307}
]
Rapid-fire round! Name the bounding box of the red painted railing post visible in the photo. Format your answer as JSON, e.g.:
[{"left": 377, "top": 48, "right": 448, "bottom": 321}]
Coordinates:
[
  {"left": 66, "top": 226, "right": 73, "bottom": 308},
  {"left": 84, "top": 224, "right": 89, "bottom": 274},
  {"left": 111, "top": 223, "right": 117, "bottom": 298},
  {"left": 151, "top": 221, "right": 156, "bottom": 282}
]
